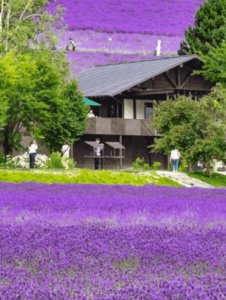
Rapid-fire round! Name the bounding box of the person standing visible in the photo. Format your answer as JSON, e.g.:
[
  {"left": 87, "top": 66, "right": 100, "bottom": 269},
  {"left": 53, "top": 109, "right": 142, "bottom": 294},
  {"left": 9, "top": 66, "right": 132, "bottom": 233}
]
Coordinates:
[
  {"left": 29, "top": 140, "right": 38, "bottom": 169},
  {"left": 61, "top": 141, "right": 70, "bottom": 169},
  {"left": 94, "top": 138, "right": 104, "bottom": 169},
  {"left": 69, "top": 38, "right": 76, "bottom": 51},
  {"left": 170, "top": 149, "right": 180, "bottom": 172}
]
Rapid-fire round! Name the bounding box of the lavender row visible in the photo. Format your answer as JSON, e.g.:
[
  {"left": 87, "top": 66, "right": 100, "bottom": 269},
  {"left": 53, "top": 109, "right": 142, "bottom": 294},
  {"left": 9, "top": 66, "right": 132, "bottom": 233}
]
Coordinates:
[{"left": 47, "top": 0, "right": 204, "bottom": 36}]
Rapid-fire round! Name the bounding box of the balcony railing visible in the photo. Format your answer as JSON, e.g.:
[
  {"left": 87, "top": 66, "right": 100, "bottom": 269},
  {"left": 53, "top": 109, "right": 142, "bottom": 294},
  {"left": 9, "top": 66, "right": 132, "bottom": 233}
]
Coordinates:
[{"left": 84, "top": 118, "right": 160, "bottom": 136}]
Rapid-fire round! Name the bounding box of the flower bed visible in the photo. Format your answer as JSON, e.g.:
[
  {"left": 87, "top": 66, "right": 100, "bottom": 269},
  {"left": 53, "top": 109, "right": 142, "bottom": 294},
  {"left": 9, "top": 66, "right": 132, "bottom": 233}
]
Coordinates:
[{"left": 0, "top": 182, "right": 226, "bottom": 299}]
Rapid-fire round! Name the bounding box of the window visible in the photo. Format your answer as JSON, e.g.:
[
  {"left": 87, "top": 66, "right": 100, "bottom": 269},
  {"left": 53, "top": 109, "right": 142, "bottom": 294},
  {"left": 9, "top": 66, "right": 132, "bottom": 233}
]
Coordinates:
[{"left": 144, "top": 103, "right": 153, "bottom": 119}]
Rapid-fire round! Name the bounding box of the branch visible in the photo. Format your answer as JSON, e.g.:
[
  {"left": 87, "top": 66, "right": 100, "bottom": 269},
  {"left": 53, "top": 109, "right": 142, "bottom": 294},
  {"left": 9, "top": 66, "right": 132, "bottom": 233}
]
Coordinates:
[
  {"left": 24, "top": 13, "right": 42, "bottom": 20},
  {"left": 0, "top": 0, "right": 5, "bottom": 40},
  {"left": 19, "top": 0, "right": 33, "bottom": 21}
]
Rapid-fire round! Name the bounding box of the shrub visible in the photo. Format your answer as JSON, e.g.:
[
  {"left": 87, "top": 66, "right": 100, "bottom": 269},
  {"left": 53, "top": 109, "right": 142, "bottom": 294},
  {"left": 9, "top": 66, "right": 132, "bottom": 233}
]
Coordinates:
[
  {"left": 1, "top": 153, "right": 48, "bottom": 169},
  {"left": 143, "top": 163, "right": 151, "bottom": 170},
  {"left": 46, "top": 152, "right": 64, "bottom": 169},
  {"left": 132, "top": 157, "right": 145, "bottom": 169},
  {"left": 67, "top": 158, "right": 77, "bottom": 169},
  {"left": 178, "top": 159, "right": 188, "bottom": 172},
  {"left": 153, "top": 161, "right": 161, "bottom": 170}
]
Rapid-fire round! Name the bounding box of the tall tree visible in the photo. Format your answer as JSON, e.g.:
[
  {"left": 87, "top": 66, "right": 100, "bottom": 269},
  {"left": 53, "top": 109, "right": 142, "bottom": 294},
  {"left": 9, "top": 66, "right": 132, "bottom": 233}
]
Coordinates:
[
  {"left": 0, "top": 0, "right": 66, "bottom": 52},
  {"left": 0, "top": 49, "right": 88, "bottom": 156},
  {"left": 149, "top": 84, "right": 226, "bottom": 176},
  {"left": 36, "top": 79, "right": 89, "bottom": 153},
  {"left": 178, "top": 0, "right": 226, "bottom": 55},
  {"left": 194, "top": 41, "right": 226, "bottom": 88}
]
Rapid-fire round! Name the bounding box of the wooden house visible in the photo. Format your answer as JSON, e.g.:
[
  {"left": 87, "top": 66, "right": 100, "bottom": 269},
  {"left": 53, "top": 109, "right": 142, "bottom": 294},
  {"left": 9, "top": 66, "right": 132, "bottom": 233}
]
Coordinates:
[{"left": 74, "top": 55, "right": 215, "bottom": 170}]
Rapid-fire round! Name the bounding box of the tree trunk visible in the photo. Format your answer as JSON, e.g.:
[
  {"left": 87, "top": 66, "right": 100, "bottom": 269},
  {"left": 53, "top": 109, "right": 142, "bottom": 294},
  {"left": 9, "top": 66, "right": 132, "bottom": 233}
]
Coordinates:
[{"left": 3, "top": 133, "right": 11, "bottom": 157}]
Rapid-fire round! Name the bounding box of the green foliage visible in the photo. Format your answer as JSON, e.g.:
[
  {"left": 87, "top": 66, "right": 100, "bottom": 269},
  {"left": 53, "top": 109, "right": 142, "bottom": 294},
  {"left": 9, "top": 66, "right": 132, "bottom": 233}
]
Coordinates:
[
  {"left": 67, "top": 158, "right": 77, "bottom": 169},
  {"left": 149, "top": 84, "right": 226, "bottom": 176},
  {"left": 152, "top": 161, "right": 161, "bottom": 170},
  {"left": 46, "top": 152, "right": 64, "bottom": 169},
  {"left": 0, "top": 49, "right": 69, "bottom": 156},
  {"left": 0, "top": 169, "right": 182, "bottom": 187},
  {"left": 178, "top": 159, "right": 188, "bottom": 172},
  {"left": 132, "top": 157, "right": 151, "bottom": 170},
  {"left": 132, "top": 157, "right": 145, "bottom": 169},
  {"left": 40, "top": 79, "right": 89, "bottom": 153},
  {"left": 187, "top": 171, "right": 226, "bottom": 188},
  {"left": 0, "top": 0, "right": 66, "bottom": 53},
  {"left": 194, "top": 41, "right": 226, "bottom": 89},
  {"left": 178, "top": 0, "right": 226, "bottom": 55},
  {"left": 143, "top": 163, "right": 151, "bottom": 170}
]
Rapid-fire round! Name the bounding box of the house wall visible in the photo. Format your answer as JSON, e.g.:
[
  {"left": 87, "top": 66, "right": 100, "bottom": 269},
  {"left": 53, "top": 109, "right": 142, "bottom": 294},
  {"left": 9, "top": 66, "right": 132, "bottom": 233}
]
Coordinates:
[
  {"left": 136, "top": 99, "right": 154, "bottom": 119},
  {"left": 124, "top": 99, "right": 134, "bottom": 119},
  {"left": 73, "top": 135, "right": 168, "bottom": 170}
]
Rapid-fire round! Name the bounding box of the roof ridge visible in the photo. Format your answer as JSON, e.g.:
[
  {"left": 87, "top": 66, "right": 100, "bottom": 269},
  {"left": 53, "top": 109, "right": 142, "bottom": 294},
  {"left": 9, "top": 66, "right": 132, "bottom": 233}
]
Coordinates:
[{"left": 94, "top": 54, "right": 196, "bottom": 68}]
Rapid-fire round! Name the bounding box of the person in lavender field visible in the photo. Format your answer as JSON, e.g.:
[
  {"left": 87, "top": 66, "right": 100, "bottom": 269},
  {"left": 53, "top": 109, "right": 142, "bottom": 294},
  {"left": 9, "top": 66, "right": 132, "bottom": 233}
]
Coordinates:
[
  {"left": 29, "top": 140, "right": 38, "bottom": 169},
  {"left": 170, "top": 148, "right": 180, "bottom": 172},
  {"left": 69, "top": 38, "right": 76, "bottom": 51}
]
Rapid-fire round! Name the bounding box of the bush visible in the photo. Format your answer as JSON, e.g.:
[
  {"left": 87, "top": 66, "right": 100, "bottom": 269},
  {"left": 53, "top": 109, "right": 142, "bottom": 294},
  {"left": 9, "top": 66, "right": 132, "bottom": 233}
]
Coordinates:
[
  {"left": 46, "top": 152, "right": 64, "bottom": 169},
  {"left": 0, "top": 153, "right": 48, "bottom": 169},
  {"left": 178, "top": 159, "right": 188, "bottom": 172},
  {"left": 132, "top": 157, "right": 151, "bottom": 170},
  {"left": 153, "top": 161, "right": 161, "bottom": 170},
  {"left": 67, "top": 158, "right": 77, "bottom": 169}
]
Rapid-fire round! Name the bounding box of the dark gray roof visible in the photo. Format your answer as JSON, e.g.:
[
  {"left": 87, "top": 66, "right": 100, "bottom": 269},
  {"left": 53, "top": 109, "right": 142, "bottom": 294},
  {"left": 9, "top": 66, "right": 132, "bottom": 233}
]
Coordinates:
[{"left": 78, "top": 55, "right": 202, "bottom": 97}]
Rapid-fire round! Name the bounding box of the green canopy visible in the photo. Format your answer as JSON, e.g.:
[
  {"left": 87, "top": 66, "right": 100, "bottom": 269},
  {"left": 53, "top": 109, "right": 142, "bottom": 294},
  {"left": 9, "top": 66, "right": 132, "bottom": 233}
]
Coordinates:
[{"left": 83, "top": 97, "right": 101, "bottom": 106}]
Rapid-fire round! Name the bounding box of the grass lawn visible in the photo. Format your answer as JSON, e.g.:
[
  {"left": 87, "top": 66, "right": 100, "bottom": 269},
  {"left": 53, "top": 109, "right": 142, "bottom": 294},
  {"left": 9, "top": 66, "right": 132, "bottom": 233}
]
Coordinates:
[
  {"left": 187, "top": 171, "right": 226, "bottom": 187},
  {"left": 0, "top": 169, "right": 183, "bottom": 186}
]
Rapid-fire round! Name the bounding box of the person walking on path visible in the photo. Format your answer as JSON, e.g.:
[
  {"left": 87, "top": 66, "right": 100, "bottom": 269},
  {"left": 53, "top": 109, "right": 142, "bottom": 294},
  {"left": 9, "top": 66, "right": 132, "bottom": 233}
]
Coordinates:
[
  {"left": 61, "top": 141, "right": 70, "bottom": 169},
  {"left": 170, "top": 149, "right": 180, "bottom": 172},
  {"left": 29, "top": 140, "right": 38, "bottom": 169},
  {"left": 69, "top": 38, "right": 76, "bottom": 51}
]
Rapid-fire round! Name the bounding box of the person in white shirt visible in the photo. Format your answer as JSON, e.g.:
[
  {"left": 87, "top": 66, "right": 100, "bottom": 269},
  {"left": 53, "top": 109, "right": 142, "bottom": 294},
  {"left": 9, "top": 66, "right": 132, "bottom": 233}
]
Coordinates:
[
  {"left": 170, "top": 149, "right": 180, "bottom": 172},
  {"left": 61, "top": 141, "right": 70, "bottom": 169},
  {"left": 94, "top": 138, "right": 104, "bottom": 169},
  {"left": 88, "top": 109, "right": 95, "bottom": 118},
  {"left": 29, "top": 140, "right": 38, "bottom": 168}
]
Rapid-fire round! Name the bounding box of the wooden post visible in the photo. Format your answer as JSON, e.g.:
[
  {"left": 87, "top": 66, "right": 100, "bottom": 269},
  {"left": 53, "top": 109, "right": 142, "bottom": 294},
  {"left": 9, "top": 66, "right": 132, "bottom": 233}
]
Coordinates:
[
  {"left": 133, "top": 99, "right": 136, "bottom": 119},
  {"left": 116, "top": 101, "right": 119, "bottom": 118},
  {"left": 122, "top": 99, "right": 124, "bottom": 118},
  {"left": 70, "top": 143, "right": 74, "bottom": 159},
  {"left": 177, "top": 67, "right": 180, "bottom": 88},
  {"left": 119, "top": 135, "right": 122, "bottom": 170}
]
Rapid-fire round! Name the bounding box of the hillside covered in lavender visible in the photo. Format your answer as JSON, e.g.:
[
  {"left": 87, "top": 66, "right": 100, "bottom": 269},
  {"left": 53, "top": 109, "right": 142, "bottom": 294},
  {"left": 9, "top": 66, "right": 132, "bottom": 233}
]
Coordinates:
[{"left": 47, "top": 0, "right": 205, "bottom": 75}]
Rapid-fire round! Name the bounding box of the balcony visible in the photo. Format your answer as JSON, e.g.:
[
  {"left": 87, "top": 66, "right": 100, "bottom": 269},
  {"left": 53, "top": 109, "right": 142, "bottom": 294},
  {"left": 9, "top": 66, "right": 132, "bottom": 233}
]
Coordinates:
[{"left": 84, "top": 118, "right": 160, "bottom": 136}]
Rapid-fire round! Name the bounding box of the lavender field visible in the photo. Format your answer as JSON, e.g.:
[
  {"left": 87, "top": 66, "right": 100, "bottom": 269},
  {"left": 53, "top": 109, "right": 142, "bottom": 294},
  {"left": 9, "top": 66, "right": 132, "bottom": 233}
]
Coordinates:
[
  {"left": 67, "top": 51, "right": 167, "bottom": 76},
  {"left": 48, "top": 0, "right": 204, "bottom": 36},
  {"left": 1, "top": 182, "right": 226, "bottom": 299}
]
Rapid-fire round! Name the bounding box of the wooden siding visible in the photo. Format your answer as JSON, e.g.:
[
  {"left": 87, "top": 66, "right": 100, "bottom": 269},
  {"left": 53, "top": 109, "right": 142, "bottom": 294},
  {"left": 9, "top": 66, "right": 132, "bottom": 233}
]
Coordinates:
[{"left": 84, "top": 118, "right": 158, "bottom": 136}]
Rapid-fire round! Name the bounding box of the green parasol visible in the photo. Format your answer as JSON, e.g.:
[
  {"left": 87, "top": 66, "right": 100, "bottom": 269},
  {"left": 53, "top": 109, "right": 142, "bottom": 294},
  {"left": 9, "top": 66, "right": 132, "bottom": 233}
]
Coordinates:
[{"left": 83, "top": 97, "right": 101, "bottom": 106}]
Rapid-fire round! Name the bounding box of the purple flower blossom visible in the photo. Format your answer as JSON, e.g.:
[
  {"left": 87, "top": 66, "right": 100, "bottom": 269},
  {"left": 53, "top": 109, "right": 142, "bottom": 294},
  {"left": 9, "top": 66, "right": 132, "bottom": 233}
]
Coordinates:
[{"left": 0, "top": 182, "right": 226, "bottom": 299}]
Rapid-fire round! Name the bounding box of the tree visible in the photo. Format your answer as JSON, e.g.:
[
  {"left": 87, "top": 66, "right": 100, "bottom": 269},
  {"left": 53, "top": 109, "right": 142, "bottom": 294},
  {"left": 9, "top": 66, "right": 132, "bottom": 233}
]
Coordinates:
[
  {"left": 178, "top": 0, "right": 226, "bottom": 55},
  {"left": 36, "top": 79, "right": 89, "bottom": 153},
  {"left": 194, "top": 41, "right": 226, "bottom": 88},
  {"left": 0, "top": 0, "right": 66, "bottom": 52},
  {"left": 149, "top": 84, "right": 226, "bottom": 176},
  {"left": 0, "top": 49, "right": 88, "bottom": 157}
]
